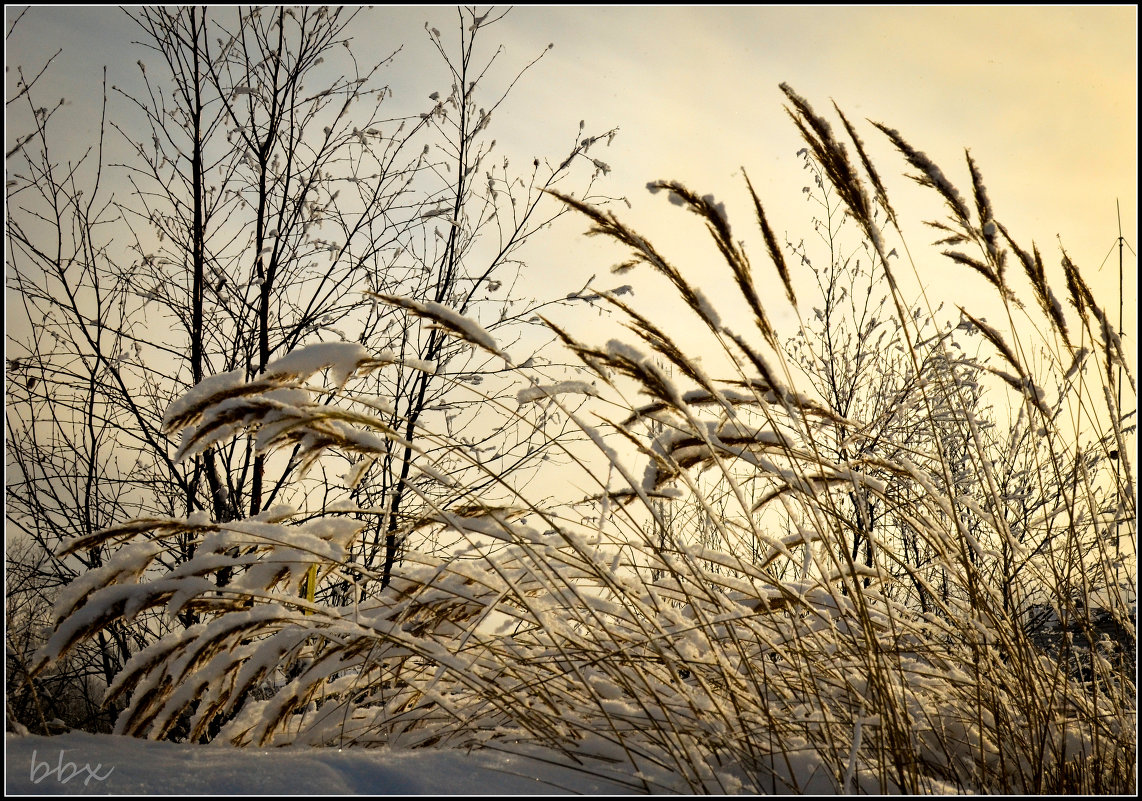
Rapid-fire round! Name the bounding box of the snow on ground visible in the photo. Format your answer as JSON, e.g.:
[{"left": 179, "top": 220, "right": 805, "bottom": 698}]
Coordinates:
[{"left": 6, "top": 732, "right": 638, "bottom": 795}]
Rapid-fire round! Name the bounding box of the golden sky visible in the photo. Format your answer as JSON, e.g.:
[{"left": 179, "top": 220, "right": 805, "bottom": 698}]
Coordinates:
[
  {"left": 487, "top": 5, "right": 1137, "bottom": 331},
  {"left": 6, "top": 5, "right": 1137, "bottom": 362}
]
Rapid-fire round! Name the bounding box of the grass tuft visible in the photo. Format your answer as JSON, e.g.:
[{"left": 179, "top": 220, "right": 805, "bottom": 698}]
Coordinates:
[{"left": 35, "top": 86, "right": 1135, "bottom": 794}]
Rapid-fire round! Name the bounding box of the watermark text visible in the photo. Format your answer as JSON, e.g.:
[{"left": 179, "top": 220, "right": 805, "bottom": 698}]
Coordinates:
[{"left": 29, "top": 749, "right": 114, "bottom": 787}]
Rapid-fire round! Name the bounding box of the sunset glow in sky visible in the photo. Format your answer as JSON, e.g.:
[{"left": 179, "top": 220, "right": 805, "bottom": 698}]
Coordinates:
[
  {"left": 4, "top": 3, "right": 1137, "bottom": 381},
  {"left": 6, "top": 4, "right": 1137, "bottom": 364}
]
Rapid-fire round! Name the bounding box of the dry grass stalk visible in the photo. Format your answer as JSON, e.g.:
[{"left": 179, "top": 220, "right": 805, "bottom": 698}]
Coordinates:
[{"left": 33, "top": 86, "right": 1135, "bottom": 794}]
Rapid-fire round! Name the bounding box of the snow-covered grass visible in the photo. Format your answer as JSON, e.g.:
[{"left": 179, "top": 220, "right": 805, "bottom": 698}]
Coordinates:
[{"left": 21, "top": 86, "right": 1135, "bottom": 794}]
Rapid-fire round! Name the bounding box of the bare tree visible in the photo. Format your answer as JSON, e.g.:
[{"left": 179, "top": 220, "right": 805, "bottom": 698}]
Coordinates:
[
  {"left": 5, "top": 5, "right": 616, "bottom": 732},
  {"left": 781, "top": 149, "right": 976, "bottom": 603}
]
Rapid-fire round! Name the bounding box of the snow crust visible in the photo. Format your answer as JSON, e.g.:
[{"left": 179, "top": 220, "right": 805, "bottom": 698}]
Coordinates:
[
  {"left": 262, "top": 341, "right": 371, "bottom": 387},
  {"left": 516, "top": 380, "right": 599, "bottom": 404},
  {"left": 376, "top": 294, "right": 503, "bottom": 358},
  {"left": 5, "top": 731, "right": 637, "bottom": 794}
]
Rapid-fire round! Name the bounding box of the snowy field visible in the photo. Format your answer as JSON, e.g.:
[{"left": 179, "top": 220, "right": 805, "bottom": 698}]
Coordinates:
[{"left": 6, "top": 732, "right": 641, "bottom": 795}]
